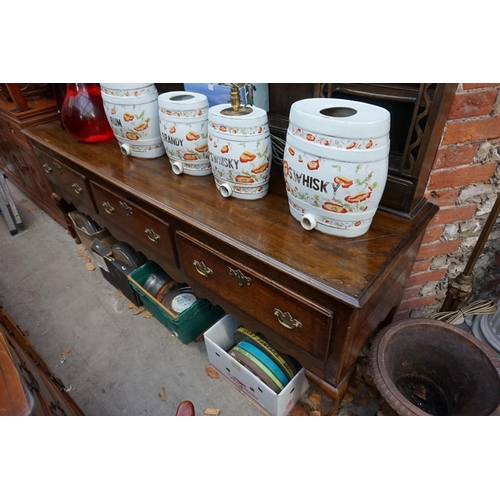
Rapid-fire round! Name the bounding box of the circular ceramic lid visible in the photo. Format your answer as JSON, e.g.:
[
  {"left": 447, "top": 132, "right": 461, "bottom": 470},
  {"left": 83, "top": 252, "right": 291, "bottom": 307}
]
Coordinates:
[
  {"left": 100, "top": 83, "right": 154, "bottom": 90},
  {"left": 209, "top": 104, "right": 268, "bottom": 129},
  {"left": 290, "top": 98, "right": 390, "bottom": 139},
  {"left": 158, "top": 91, "right": 208, "bottom": 110}
]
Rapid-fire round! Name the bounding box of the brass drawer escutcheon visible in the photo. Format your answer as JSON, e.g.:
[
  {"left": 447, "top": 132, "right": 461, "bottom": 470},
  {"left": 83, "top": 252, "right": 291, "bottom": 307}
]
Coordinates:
[
  {"left": 119, "top": 201, "right": 133, "bottom": 216},
  {"left": 71, "top": 183, "right": 83, "bottom": 195},
  {"left": 145, "top": 228, "right": 160, "bottom": 243},
  {"left": 102, "top": 201, "right": 115, "bottom": 214},
  {"left": 193, "top": 260, "right": 213, "bottom": 278},
  {"left": 42, "top": 163, "right": 53, "bottom": 174},
  {"left": 274, "top": 309, "right": 303, "bottom": 330},
  {"left": 228, "top": 267, "right": 251, "bottom": 286}
]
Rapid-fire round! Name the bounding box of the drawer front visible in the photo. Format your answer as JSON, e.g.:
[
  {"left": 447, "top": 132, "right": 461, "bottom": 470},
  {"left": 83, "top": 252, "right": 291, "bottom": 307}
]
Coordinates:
[
  {"left": 177, "top": 231, "right": 333, "bottom": 361},
  {"left": 91, "top": 181, "right": 177, "bottom": 267},
  {"left": 10, "top": 144, "right": 41, "bottom": 196},
  {"left": 2, "top": 119, "right": 29, "bottom": 146},
  {"left": 0, "top": 135, "right": 22, "bottom": 183},
  {"left": 33, "top": 147, "right": 94, "bottom": 211}
]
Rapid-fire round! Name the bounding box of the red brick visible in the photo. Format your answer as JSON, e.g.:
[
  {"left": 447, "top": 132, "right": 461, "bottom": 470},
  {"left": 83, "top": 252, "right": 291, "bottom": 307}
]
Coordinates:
[
  {"left": 406, "top": 268, "right": 447, "bottom": 288},
  {"left": 462, "top": 83, "right": 500, "bottom": 90},
  {"left": 422, "top": 225, "right": 444, "bottom": 244},
  {"left": 429, "top": 204, "right": 477, "bottom": 225},
  {"left": 426, "top": 188, "right": 460, "bottom": 207},
  {"left": 398, "top": 294, "right": 437, "bottom": 312},
  {"left": 428, "top": 162, "right": 497, "bottom": 190},
  {"left": 442, "top": 117, "right": 500, "bottom": 145},
  {"left": 411, "top": 258, "right": 432, "bottom": 274},
  {"left": 403, "top": 287, "right": 421, "bottom": 300},
  {"left": 416, "top": 239, "right": 463, "bottom": 260},
  {"left": 448, "top": 90, "right": 498, "bottom": 119},
  {"left": 433, "top": 144, "right": 478, "bottom": 169},
  {"left": 394, "top": 310, "right": 411, "bottom": 322}
]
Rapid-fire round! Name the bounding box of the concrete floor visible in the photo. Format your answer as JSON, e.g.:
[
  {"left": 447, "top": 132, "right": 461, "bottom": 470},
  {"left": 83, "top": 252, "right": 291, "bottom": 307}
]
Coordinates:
[{"left": 0, "top": 179, "right": 264, "bottom": 416}]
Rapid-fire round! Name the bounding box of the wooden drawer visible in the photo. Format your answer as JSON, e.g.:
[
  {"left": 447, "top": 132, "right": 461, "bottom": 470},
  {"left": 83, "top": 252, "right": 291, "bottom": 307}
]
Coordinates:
[
  {"left": 1, "top": 118, "right": 29, "bottom": 146},
  {"left": 91, "top": 181, "right": 177, "bottom": 267},
  {"left": 176, "top": 231, "right": 333, "bottom": 361},
  {"left": 32, "top": 147, "right": 94, "bottom": 212},
  {"left": 9, "top": 143, "right": 41, "bottom": 197}
]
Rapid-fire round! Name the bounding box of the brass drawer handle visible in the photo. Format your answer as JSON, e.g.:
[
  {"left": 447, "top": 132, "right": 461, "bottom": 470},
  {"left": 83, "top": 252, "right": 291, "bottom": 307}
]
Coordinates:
[
  {"left": 43, "top": 163, "right": 53, "bottom": 174},
  {"left": 193, "top": 260, "right": 212, "bottom": 278},
  {"left": 145, "top": 228, "right": 160, "bottom": 243},
  {"left": 72, "top": 183, "right": 83, "bottom": 195},
  {"left": 228, "top": 267, "right": 251, "bottom": 286},
  {"left": 102, "top": 201, "right": 115, "bottom": 214},
  {"left": 53, "top": 162, "right": 63, "bottom": 174},
  {"left": 119, "top": 201, "right": 133, "bottom": 216},
  {"left": 274, "top": 308, "right": 303, "bottom": 330}
]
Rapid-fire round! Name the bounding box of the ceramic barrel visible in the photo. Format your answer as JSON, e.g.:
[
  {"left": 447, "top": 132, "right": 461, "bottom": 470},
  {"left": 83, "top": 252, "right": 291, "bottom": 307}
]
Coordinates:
[
  {"left": 283, "top": 98, "right": 390, "bottom": 237},
  {"left": 158, "top": 91, "right": 211, "bottom": 176},
  {"left": 100, "top": 83, "right": 165, "bottom": 159},
  {"left": 208, "top": 105, "right": 272, "bottom": 200}
]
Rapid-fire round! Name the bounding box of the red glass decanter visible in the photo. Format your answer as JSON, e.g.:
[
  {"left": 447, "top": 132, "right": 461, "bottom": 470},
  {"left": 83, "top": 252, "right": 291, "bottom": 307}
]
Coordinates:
[{"left": 61, "top": 83, "right": 114, "bottom": 143}]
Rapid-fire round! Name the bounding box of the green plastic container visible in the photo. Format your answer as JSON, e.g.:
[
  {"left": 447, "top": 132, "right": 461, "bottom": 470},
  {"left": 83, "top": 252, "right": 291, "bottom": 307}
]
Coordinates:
[{"left": 128, "top": 261, "right": 225, "bottom": 344}]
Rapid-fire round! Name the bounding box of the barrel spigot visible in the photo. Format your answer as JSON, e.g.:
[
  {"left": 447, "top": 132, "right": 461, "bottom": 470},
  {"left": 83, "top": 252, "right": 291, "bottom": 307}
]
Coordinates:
[
  {"left": 230, "top": 84, "right": 241, "bottom": 113},
  {"left": 221, "top": 83, "right": 253, "bottom": 116}
]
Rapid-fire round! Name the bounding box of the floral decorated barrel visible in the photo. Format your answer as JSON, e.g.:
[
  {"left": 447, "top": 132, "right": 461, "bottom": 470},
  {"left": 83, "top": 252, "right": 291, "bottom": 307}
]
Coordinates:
[
  {"left": 283, "top": 98, "right": 390, "bottom": 237},
  {"left": 208, "top": 104, "right": 272, "bottom": 200},
  {"left": 158, "top": 91, "right": 211, "bottom": 176},
  {"left": 100, "top": 83, "right": 165, "bottom": 159}
]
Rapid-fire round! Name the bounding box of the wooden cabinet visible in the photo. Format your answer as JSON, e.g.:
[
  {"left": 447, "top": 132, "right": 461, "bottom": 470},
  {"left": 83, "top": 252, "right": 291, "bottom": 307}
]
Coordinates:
[
  {"left": 176, "top": 231, "right": 334, "bottom": 361},
  {"left": 91, "top": 180, "right": 178, "bottom": 269},
  {"left": 23, "top": 120, "right": 438, "bottom": 402},
  {"left": 0, "top": 94, "right": 64, "bottom": 226},
  {"left": 33, "top": 146, "right": 95, "bottom": 214}
]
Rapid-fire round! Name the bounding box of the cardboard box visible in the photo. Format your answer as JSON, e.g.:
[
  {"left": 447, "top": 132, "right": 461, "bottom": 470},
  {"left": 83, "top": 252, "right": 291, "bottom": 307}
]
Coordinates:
[
  {"left": 204, "top": 315, "right": 309, "bottom": 416},
  {"left": 68, "top": 211, "right": 116, "bottom": 253}
]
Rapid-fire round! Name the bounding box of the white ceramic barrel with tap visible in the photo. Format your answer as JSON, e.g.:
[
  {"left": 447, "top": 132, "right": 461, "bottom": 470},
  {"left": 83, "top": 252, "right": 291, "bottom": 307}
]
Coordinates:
[
  {"left": 100, "top": 83, "right": 165, "bottom": 159},
  {"left": 158, "top": 91, "right": 211, "bottom": 176},
  {"left": 207, "top": 104, "right": 272, "bottom": 200},
  {"left": 283, "top": 98, "right": 390, "bottom": 237}
]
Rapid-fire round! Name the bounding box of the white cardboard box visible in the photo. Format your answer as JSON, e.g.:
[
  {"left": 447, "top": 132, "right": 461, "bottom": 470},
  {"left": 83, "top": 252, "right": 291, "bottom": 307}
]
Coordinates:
[{"left": 204, "top": 315, "right": 309, "bottom": 416}]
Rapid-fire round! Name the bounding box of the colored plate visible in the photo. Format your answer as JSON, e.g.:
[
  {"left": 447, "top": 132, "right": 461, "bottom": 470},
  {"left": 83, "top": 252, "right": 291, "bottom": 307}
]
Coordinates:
[
  {"left": 237, "top": 340, "right": 290, "bottom": 386},
  {"left": 230, "top": 345, "right": 284, "bottom": 394},
  {"left": 234, "top": 326, "right": 299, "bottom": 380}
]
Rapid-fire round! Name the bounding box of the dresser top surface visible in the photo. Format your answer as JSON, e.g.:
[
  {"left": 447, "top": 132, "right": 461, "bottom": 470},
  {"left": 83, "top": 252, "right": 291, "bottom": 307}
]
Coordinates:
[{"left": 24, "top": 121, "right": 438, "bottom": 307}]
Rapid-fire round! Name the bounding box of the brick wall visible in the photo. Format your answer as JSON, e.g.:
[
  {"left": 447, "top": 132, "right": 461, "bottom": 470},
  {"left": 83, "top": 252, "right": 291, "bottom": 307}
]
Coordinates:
[{"left": 396, "top": 83, "right": 500, "bottom": 320}]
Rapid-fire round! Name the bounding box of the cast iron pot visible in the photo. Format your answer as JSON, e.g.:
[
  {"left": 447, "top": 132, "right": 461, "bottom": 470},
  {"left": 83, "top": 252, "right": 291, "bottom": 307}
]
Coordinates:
[{"left": 369, "top": 318, "right": 500, "bottom": 416}]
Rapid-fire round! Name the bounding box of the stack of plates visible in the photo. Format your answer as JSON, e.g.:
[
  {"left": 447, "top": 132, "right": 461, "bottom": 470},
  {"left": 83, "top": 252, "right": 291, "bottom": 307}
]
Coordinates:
[{"left": 229, "top": 327, "right": 299, "bottom": 393}]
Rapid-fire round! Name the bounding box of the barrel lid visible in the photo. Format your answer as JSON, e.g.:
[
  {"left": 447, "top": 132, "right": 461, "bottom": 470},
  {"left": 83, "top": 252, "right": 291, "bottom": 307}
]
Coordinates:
[
  {"left": 290, "top": 98, "right": 390, "bottom": 139},
  {"left": 209, "top": 103, "right": 268, "bottom": 128},
  {"left": 100, "top": 83, "right": 154, "bottom": 90},
  {"left": 158, "top": 91, "right": 208, "bottom": 110}
]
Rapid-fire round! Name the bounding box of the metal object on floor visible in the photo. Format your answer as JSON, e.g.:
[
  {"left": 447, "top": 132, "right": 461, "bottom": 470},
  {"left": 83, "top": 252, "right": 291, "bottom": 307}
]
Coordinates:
[
  {"left": 0, "top": 173, "right": 22, "bottom": 235},
  {"left": 472, "top": 299, "right": 500, "bottom": 357},
  {"left": 440, "top": 191, "right": 500, "bottom": 313},
  {"left": 369, "top": 318, "right": 500, "bottom": 416}
]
